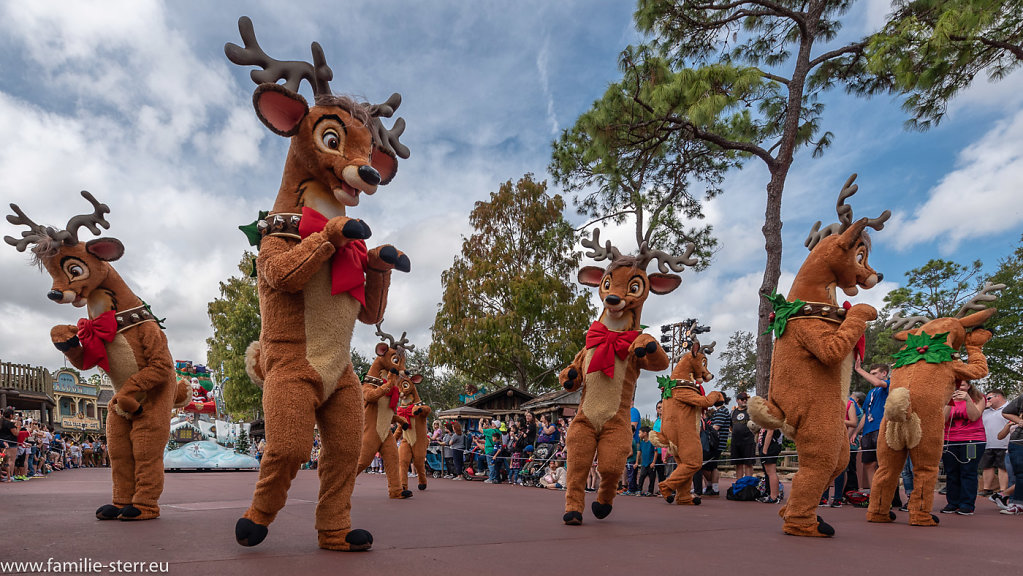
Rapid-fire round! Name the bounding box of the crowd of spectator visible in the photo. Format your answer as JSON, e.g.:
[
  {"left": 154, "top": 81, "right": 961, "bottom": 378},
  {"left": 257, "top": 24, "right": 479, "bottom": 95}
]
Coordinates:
[{"left": 0, "top": 407, "right": 109, "bottom": 483}]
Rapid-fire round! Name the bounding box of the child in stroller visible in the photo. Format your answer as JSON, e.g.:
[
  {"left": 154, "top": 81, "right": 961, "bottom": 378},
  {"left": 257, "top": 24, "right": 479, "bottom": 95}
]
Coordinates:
[{"left": 516, "top": 443, "right": 558, "bottom": 487}]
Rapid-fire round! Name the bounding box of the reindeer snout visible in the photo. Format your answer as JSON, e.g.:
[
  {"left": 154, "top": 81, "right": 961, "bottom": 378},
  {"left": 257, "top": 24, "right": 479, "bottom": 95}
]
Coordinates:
[
  {"left": 605, "top": 295, "right": 622, "bottom": 305},
  {"left": 876, "top": 272, "right": 884, "bottom": 282},
  {"left": 47, "top": 290, "right": 64, "bottom": 302},
  {"left": 358, "top": 165, "right": 381, "bottom": 186}
]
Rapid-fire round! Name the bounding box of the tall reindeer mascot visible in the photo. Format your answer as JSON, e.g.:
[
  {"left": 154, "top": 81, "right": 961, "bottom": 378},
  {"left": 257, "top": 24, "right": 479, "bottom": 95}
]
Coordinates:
[
  {"left": 749, "top": 175, "right": 889, "bottom": 537},
  {"left": 560, "top": 230, "right": 692, "bottom": 525},
  {"left": 357, "top": 324, "right": 414, "bottom": 499},
  {"left": 5, "top": 192, "right": 188, "bottom": 520},
  {"left": 866, "top": 283, "right": 1000, "bottom": 526},
  {"left": 394, "top": 371, "right": 430, "bottom": 492},
  {"left": 227, "top": 17, "right": 411, "bottom": 551},
  {"left": 650, "top": 338, "right": 725, "bottom": 505}
]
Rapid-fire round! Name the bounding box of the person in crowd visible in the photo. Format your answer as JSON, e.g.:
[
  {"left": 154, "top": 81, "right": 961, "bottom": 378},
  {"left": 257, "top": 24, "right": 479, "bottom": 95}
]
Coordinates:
[
  {"left": 537, "top": 414, "right": 558, "bottom": 444},
  {"left": 855, "top": 359, "right": 890, "bottom": 492},
  {"left": 1, "top": 408, "right": 19, "bottom": 482},
  {"left": 540, "top": 459, "right": 567, "bottom": 490},
  {"left": 980, "top": 389, "right": 1010, "bottom": 496},
  {"left": 756, "top": 426, "right": 784, "bottom": 503},
  {"left": 440, "top": 423, "right": 454, "bottom": 478},
  {"left": 941, "top": 379, "right": 987, "bottom": 515},
  {"left": 487, "top": 432, "right": 509, "bottom": 484},
  {"left": 522, "top": 412, "right": 538, "bottom": 447},
  {"left": 15, "top": 420, "right": 30, "bottom": 478},
  {"left": 69, "top": 441, "right": 82, "bottom": 468},
  {"left": 992, "top": 392, "right": 1022, "bottom": 515},
  {"left": 702, "top": 404, "right": 731, "bottom": 496},
  {"left": 653, "top": 400, "right": 668, "bottom": 489},
  {"left": 447, "top": 421, "right": 465, "bottom": 480},
  {"left": 430, "top": 420, "right": 444, "bottom": 444},
  {"left": 82, "top": 436, "right": 93, "bottom": 469},
  {"left": 586, "top": 453, "right": 600, "bottom": 493},
  {"left": 636, "top": 426, "right": 657, "bottom": 496},
  {"left": 731, "top": 392, "right": 756, "bottom": 480},
  {"left": 622, "top": 431, "right": 639, "bottom": 495}
]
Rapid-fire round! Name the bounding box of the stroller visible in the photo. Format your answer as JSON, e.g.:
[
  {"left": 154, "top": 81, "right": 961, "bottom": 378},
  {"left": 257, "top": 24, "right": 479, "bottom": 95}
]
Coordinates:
[
  {"left": 425, "top": 445, "right": 446, "bottom": 478},
  {"left": 516, "top": 443, "right": 557, "bottom": 487}
]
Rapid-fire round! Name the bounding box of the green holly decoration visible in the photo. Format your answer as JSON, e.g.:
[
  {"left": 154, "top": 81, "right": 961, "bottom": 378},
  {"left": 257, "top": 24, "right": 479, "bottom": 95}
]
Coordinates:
[
  {"left": 239, "top": 211, "right": 269, "bottom": 248},
  {"left": 892, "top": 331, "right": 955, "bottom": 368},
  {"left": 762, "top": 291, "right": 806, "bottom": 338},
  {"left": 142, "top": 301, "right": 167, "bottom": 329},
  {"left": 656, "top": 375, "right": 678, "bottom": 400}
]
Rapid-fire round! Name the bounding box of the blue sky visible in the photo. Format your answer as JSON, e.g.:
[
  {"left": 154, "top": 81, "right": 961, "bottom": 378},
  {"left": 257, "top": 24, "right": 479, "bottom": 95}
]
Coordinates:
[{"left": 1, "top": 1, "right": 1020, "bottom": 419}]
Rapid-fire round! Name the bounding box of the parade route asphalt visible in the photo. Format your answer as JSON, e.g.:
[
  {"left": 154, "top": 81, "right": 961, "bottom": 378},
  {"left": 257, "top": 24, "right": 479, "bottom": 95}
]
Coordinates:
[{"left": 0, "top": 468, "right": 1014, "bottom": 575}]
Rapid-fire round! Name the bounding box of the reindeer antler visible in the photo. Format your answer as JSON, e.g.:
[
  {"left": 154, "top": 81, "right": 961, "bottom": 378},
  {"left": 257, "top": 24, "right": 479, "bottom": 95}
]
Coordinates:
[
  {"left": 887, "top": 310, "right": 930, "bottom": 333},
  {"left": 637, "top": 241, "right": 699, "bottom": 273},
  {"left": 225, "top": 16, "right": 333, "bottom": 97},
  {"left": 955, "top": 281, "right": 1005, "bottom": 319},
  {"left": 805, "top": 174, "right": 891, "bottom": 251},
  {"left": 375, "top": 322, "right": 416, "bottom": 354},
  {"left": 364, "top": 93, "right": 410, "bottom": 160},
  {"left": 5, "top": 190, "right": 110, "bottom": 251},
  {"left": 702, "top": 340, "right": 717, "bottom": 355},
  {"left": 375, "top": 323, "right": 396, "bottom": 348},
  {"left": 581, "top": 228, "right": 622, "bottom": 263}
]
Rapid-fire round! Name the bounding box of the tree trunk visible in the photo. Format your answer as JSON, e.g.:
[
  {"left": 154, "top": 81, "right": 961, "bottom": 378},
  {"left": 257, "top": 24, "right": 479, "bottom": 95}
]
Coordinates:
[{"left": 754, "top": 168, "right": 788, "bottom": 397}]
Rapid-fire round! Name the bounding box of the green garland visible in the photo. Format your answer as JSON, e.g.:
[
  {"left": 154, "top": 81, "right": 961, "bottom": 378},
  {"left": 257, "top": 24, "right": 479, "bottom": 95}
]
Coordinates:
[
  {"left": 238, "top": 211, "right": 269, "bottom": 278},
  {"left": 656, "top": 375, "right": 678, "bottom": 400},
  {"left": 762, "top": 291, "right": 806, "bottom": 338},
  {"left": 892, "top": 331, "right": 954, "bottom": 368}
]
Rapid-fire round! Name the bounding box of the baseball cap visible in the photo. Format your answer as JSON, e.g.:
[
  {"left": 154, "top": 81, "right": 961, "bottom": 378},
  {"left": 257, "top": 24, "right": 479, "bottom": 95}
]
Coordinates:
[{"left": 737, "top": 391, "right": 749, "bottom": 400}]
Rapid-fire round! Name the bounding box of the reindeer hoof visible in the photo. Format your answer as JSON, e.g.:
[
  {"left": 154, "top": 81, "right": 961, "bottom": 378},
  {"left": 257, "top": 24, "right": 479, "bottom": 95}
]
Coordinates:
[
  {"left": 400, "top": 490, "right": 413, "bottom": 499},
  {"left": 418, "top": 483, "right": 427, "bottom": 491},
  {"left": 402, "top": 422, "right": 410, "bottom": 430},
  {"left": 693, "top": 496, "right": 702, "bottom": 506},
  {"left": 396, "top": 254, "right": 411, "bottom": 273},
  {"left": 117, "top": 506, "right": 142, "bottom": 520},
  {"left": 96, "top": 505, "right": 121, "bottom": 520},
  {"left": 345, "top": 529, "right": 373, "bottom": 549},
  {"left": 816, "top": 516, "right": 835, "bottom": 536},
  {"left": 55, "top": 335, "right": 80, "bottom": 352},
  {"left": 591, "top": 501, "right": 612, "bottom": 519},
  {"left": 563, "top": 511, "right": 583, "bottom": 525},
  {"left": 342, "top": 219, "right": 372, "bottom": 240},
  {"left": 236, "top": 518, "right": 269, "bottom": 547}
]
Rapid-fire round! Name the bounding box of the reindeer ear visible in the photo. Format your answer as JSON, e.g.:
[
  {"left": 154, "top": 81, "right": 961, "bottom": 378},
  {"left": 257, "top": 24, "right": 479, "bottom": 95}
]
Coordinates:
[
  {"left": 648, "top": 273, "right": 682, "bottom": 295},
  {"left": 893, "top": 330, "right": 910, "bottom": 342},
  {"left": 253, "top": 83, "right": 309, "bottom": 137},
  {"left": 411, "top": 374, "right": 423, "bottom": 384},
  {"left": 691, "top": 341, "right": 701, "bottom": 355},
  {"left": 372, "top": 149, "right": 398, "bottom": 185},
  {"left": 375, "top": 343, "right": 390, "bottom": 357},
  {"left": 578, "top": 266, "right": 605, "bottom": 287},
  {"left": 85, "top": 238, "right": 124, "bottom": 262}
]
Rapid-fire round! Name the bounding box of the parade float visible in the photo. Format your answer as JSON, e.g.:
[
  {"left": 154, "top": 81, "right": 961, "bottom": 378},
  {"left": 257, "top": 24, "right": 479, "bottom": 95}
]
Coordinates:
[{"left": 163, "top": 360, "right": 259, "bottom": 471}]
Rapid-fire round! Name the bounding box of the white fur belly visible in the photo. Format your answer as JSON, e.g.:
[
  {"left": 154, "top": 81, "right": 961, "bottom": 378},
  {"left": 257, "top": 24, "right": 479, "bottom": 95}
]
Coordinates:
[
  {"left": 375, "top": 396, "right": 393, "bottom": 443},
  {"left": 840, "top": 353, "right": 853, "bottom": 402},
  {"left": 104, "top": 333, "right": 138, "bottom": 391},
  {"left": 304, "top": 266, "right": 360, "bottom": 396},
  {"left": 402, "top": 426, "right": 418, "bottom": 447},
  {"left": 579, "top": 349, "right": 626, "bottom": 433}
]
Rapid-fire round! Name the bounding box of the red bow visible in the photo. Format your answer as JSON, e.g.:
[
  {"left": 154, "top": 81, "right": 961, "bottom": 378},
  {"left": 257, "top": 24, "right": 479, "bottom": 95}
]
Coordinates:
[
  {"left": 77, "top": 310, "right": 117, "bottom": 371},
  {"left": 397, "top": 404, "right": 415, "bottom": 425},
  {"left": 585, "top": 321, "right": 640, "bottom": 378},
  {"left": 388, "top": 385, "right": 401, "bottom": 411},
  {"left": 844, "top": 301, "right": 866, "bottom": 360},
  {"left": 298, "top": 207, "right": 368, "bottom": 306}
]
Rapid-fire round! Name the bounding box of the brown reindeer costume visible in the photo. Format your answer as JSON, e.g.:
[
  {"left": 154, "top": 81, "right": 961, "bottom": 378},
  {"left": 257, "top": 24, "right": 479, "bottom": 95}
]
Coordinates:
[
  {"left": 865, "top": 284, "right": 1000, "bottom": 526},
  {"left": 650, "top": 338, "right": 725, "bottom": 505},
  {"left": 356, "top": 324, "right": 413, "bottom": 499},
  {"left": 227, "top": 17, "right": 411, "bottom": 551},
  {"left": 749, "top": 175, "right": 889, "bottom": 537},
  {"left": 559, "top": 230, "right": 693, "bottom": 525},
  {"left": 5, "top": 192, "right": 188, "bottom": 521},
  {"left": 394, "top": 372, "right": 431, "bottom": 491}
]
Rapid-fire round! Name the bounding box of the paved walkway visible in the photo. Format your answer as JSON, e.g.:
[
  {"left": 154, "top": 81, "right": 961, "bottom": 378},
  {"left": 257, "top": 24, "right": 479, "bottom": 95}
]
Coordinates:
[{"left": 0, "top": 469, "right": 1014, "bottom": 575}]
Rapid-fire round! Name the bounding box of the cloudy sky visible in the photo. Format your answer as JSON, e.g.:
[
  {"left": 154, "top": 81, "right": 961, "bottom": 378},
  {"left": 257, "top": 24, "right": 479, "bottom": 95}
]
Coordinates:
[{"left": 1, "top": 1, "right": 1020, "bottom": 419}]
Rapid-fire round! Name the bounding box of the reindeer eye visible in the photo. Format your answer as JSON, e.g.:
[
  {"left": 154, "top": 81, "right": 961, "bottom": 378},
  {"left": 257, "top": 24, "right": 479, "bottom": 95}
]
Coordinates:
[
  {"left": 321, "top": 130, "right": 340, "bottom": 150},
  {"left": 391, "top": 355, "right": 399, "bottom": 364},
  {"left": 602, "top": 277, "right": 610, "bottom": 290},
  {"left": 629, "top": 282, "right": 641, "bottom": 293},
  {"left": 69, "top": 265, "right": 84, "bottom": 277},
  {"left": 857, "top": 252, "right": 865, "bottom": 264}
]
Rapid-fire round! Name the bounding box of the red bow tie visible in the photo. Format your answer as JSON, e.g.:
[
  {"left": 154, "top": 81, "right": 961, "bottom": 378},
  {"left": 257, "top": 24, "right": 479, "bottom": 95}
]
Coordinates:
[
  {"left": 585, "top": 321, "right": 640, "bottom": 378},
  {"left": 388, "top": 384, "right": 401, "bottom": 411},
  {"left": 397, "top": 404, "right": 415, "bottom": 424},
  {"left": 77, "top": 310, "right": 117, "bottom": 371},
  {"left": 844, "top": 301, "right": 866, "bottom": 360},
  {"left": 298, "top": 207, "right": 368, "bottom": 306}
]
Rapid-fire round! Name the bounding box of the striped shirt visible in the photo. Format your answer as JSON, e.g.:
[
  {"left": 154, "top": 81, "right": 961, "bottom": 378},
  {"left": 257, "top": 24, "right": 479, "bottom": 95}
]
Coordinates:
[{"left": 711, "top": 406, "right": 731, "bottom": 451}]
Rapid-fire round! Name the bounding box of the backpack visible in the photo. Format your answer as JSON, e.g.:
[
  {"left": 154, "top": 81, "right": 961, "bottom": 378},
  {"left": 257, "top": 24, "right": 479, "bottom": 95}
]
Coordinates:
[
  {"left": 700, "top": 419, "right": 720, "bottom": 458},
  {"left": 726, "top": 475, "right": 764, "bottom": 501},
  {"left": 844, "top": 490, "right": 869, "bottom": 508}
]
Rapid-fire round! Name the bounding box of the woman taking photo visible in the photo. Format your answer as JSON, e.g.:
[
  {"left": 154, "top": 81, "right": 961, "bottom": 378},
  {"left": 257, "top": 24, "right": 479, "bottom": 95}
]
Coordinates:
[{"left": 941, "top": 379, "right": 987, "bottom": 515}]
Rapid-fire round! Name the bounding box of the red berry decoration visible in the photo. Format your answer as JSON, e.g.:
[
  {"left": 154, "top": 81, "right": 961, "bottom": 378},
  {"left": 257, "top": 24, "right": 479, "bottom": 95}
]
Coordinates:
[
  {"left": 769, "top": 312, "right": 776, "bottom": 321},
  {"left": 916, "top": 346, "right": 929, "bottom": 354}
]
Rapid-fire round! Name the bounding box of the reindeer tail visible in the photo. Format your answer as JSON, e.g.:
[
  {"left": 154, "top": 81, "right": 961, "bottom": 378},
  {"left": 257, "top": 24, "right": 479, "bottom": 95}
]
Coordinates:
[
  {"left": 648, "top": 431, "right": 669, "bottom": 449},
  {"left": 245, "top": 341, "right": 264, "bottom": 389},
  {"left": 884, "top": 387, "right": 921, "bottom": 450},
  {"left": 172, "top": 378, "right": 191, "bottom": 409},
  {"left": 748, "top": 396, "right": 786, "bottom": 432}
]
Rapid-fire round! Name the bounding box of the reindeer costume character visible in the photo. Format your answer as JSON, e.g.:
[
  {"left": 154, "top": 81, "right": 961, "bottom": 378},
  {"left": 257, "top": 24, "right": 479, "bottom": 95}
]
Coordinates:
[
  {"left": 865, "top": 284, "right": 1000, "bottom": 526},
  {"left": 559, "top": 230, "right": 692, "bottom": 524},
  {"left": 227, "top": 17, "right": 411, "bottom": 550},
  {"left": 393, "top": 371, "right": 431, "bottom": 492},
  {"left": 749, "top": 175, "right": 889, "bottom": 538},
  {"left": 650, "top": 338, "right": 725, "bottom": 505},
  {"left": 5, "top": 192, "right": 188, "bottom": 520},
  {"left": 357, "top": 324, "right": 414, "bottom": 499}
]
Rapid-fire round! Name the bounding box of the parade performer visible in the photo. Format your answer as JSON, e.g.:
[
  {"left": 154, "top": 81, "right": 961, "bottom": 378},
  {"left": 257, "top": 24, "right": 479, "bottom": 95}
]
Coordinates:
[
  {"left": 650, "top": 339, "right": 725, "bottom": 505},
  {"left": 5, "top": 191, "right": 188, "bottom": 520},
  {"left": 749, "top": 175, "right": 889, "bottom": 537},
  {"left": 357, "top": 324, "right": 414, "bottom": 499},
  {"left": 865, "top": 283, "right": 1000, "bottom": 526},
  {"left": 393, "top": 371, "right": 431, "bottom": 492},
  {"left": 227, "top": 16, "right": 411, "bottom": 550},
  {"left": 559, "top": 229, "right": 693, "bottom": 524}
]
